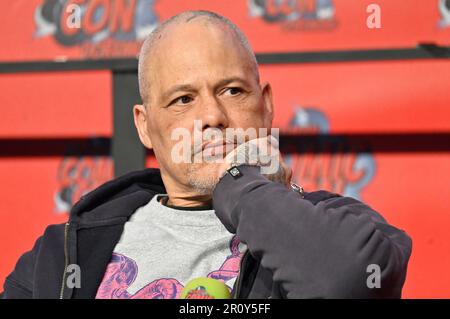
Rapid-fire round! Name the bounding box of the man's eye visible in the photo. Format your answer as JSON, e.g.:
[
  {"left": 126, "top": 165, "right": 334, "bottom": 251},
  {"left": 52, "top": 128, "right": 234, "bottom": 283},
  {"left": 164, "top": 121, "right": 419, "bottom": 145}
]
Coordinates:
[
  {"left": 224, "top": 87, "right": 243, "bottom": 96},
  {"left": 171, "top": 95, "right": 192, "bottom": 105}
]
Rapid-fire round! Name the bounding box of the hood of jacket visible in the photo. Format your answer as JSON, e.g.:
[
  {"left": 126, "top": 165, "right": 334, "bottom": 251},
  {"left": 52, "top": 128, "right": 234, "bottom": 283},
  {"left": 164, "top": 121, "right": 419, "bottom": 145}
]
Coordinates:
[{"left": 69, "top": 168, "right": 166, "bottom": 225}]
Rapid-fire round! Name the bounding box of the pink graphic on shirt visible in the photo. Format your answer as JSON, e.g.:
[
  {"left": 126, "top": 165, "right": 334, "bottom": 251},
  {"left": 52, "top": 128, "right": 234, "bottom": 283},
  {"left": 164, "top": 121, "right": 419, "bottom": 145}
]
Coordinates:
[
  {"left": 95, "top": 235, "right": 245, "bottom": 299},
  {"left": 207, "top": 235, "right": 243, "bottom": 282}
]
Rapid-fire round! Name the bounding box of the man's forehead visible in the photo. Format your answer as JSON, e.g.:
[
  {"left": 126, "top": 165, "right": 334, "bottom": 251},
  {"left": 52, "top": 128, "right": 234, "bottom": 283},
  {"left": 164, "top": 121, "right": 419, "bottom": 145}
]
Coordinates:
[
  {"left": 151, "top": 20, "right": 244, "bottom": 63},
  {"left": 146, "top": 22, "right": 256, "bottom": 90},
  {"left": 138, "top": 13, "right": 259, "bottom": 105},
  {"left": 157, "top": 15, "right": 232, "bottom": 43}
]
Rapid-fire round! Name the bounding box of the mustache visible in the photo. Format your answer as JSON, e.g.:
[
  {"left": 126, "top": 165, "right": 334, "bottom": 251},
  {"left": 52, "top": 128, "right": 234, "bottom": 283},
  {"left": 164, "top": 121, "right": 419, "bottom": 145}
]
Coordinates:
[{"left": 190, "top": 134, "right": 251, "bottom": 161}]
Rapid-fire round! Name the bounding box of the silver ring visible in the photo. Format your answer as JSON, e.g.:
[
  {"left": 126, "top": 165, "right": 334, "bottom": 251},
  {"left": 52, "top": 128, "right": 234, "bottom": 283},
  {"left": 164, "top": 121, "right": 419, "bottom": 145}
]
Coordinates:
[{"left": 290, "top": 182, "right": 305, "bottom": 198}]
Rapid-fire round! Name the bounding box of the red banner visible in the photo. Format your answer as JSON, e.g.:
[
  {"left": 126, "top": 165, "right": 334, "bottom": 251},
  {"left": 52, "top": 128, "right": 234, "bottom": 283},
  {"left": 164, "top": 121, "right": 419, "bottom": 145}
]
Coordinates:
[
  {"left": 1, "top": 0, "right": 450, "bottom": 62},
  {"left": 261, "top": 59, "right": 450, "bottom": 134},
  {"left": 0, "top": 156, "right": 113, "bottom": 291},
  {"left": 0, "top": 70, "right": 112, "bottom": 138}
]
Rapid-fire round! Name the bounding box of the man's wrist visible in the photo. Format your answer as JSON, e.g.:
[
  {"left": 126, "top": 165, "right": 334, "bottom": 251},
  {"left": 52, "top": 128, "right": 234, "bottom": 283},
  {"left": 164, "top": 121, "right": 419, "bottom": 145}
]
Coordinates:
[{"left": 219, "top": 162, "right": 259, "bottom": 182}]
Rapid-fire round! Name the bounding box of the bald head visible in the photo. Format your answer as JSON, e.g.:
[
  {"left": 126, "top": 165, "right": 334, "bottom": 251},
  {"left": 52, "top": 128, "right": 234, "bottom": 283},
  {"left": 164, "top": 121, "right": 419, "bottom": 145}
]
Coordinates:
[{"left": 137, "top": 10, "right": 260, "bottom": 105}]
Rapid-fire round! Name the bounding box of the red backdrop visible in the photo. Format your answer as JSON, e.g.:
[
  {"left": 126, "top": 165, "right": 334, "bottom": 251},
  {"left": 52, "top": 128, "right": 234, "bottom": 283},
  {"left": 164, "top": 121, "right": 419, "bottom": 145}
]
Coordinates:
[{"left": 1, "top": 0, "right": 450, "bottom": 298}]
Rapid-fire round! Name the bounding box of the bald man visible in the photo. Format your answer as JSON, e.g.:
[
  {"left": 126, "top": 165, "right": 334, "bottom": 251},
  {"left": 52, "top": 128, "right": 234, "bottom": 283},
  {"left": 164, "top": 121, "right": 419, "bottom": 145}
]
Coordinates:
[{"left": 2, "top": 11, "right": 411, "bottom": 299}]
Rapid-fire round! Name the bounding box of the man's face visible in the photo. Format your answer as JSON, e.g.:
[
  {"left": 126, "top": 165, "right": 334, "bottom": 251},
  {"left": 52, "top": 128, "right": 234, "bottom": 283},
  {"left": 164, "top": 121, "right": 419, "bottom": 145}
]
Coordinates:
[{"left": 134, "top": 20, "right": 273, "bottom": 196}]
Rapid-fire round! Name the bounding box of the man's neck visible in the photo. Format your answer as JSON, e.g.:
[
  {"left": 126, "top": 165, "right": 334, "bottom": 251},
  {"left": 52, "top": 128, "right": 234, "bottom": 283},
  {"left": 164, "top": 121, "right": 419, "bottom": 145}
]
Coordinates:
[
  {"left": 164, "top": 193, "right": 213, "bottom": 208},
  {"left": 158, "top": 195, "right": 213, "bottom": 210},
  {"left": 159, "top": 170, "right": 214, "bottom": 208}
]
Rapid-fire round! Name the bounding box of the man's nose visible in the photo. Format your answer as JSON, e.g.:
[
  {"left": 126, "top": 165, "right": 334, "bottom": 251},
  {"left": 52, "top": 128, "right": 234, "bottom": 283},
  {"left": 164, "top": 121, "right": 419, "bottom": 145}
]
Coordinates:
[{"left": 198, "top": 95, "right": 229, "bottom": 130}]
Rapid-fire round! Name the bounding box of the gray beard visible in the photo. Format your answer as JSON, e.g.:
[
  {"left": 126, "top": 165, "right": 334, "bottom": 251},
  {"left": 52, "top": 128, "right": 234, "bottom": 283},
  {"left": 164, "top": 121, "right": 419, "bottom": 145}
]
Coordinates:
[{"left": 186, "top": 165, "right": 220, "bottom": 195}]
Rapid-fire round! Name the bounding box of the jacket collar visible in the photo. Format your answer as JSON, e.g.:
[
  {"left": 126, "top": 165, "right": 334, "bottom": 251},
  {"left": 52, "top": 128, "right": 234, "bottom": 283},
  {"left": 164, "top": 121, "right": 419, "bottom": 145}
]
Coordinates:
[{"left": 69, "top": 168, "right": 166, "bottom": 225}]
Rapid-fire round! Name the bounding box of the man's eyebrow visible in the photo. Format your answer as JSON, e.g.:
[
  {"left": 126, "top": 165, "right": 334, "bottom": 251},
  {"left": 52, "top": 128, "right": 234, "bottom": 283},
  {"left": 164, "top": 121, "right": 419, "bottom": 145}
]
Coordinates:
[
  {"left": 214, "top": 77, "right": 251, "bottom": 89},
  {"left": 160, "top": 77, "right": 251, "bottom": 102},
  {"left": 161, "top": 84, "right": 197, "bottom": 102}
]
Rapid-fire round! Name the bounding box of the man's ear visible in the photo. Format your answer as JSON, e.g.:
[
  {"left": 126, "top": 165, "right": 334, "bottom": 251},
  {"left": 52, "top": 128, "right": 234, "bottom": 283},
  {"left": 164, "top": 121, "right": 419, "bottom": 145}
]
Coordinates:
[
  {"left": 261, "top": 81, "right": 274, "bottom": 128},
  {"left": 133, "top": 104, "right": 153, "bottom": 149}
]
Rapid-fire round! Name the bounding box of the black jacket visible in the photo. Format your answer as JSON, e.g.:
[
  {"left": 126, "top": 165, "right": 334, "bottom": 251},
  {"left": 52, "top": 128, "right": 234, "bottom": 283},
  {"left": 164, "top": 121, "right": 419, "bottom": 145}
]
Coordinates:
[{"left": 1, "top": 165, "right": 412, "bottom": 299}]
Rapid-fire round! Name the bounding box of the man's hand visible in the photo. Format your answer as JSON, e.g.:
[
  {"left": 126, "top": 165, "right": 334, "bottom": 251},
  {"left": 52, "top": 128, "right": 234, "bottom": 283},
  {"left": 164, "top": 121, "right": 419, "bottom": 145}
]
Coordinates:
[{"left": 215, "top": 135, "right": 292, "bottom": 188}]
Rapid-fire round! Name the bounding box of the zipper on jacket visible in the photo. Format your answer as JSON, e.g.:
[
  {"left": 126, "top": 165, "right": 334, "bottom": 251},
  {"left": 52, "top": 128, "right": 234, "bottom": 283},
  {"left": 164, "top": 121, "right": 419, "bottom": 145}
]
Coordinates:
[
  {"left": 232, "top": 249, "right": 250, "bottom": 299},
  {"left": 59, "top": 222, "right": 69, "bottom": 299}
]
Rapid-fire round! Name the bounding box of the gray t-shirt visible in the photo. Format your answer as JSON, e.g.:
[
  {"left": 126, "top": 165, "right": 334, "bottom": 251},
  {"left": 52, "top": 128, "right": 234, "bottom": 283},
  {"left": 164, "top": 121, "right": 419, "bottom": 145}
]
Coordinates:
[{"left": 95, "top": 194, "right": 247, "bottom": 299}]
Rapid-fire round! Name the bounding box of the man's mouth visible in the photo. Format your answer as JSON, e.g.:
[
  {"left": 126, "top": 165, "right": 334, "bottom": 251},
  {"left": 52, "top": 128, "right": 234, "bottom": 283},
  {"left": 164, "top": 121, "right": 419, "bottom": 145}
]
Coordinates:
[{"left": 201, "top": 139, "right": 237, "bottom": 157}]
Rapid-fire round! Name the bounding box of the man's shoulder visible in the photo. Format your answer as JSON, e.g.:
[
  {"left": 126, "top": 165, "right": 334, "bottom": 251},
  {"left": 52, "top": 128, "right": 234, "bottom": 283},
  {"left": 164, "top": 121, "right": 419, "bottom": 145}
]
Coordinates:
[{"left": 302, "top": 189, "right": 343, "bottom": 205}]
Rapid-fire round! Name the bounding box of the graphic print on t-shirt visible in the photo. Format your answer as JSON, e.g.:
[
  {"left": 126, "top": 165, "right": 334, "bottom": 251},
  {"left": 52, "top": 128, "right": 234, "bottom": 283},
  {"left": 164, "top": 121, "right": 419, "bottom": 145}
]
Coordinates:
[{"left": 95, "top": 235, "right": 245, "bottom": 299}]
